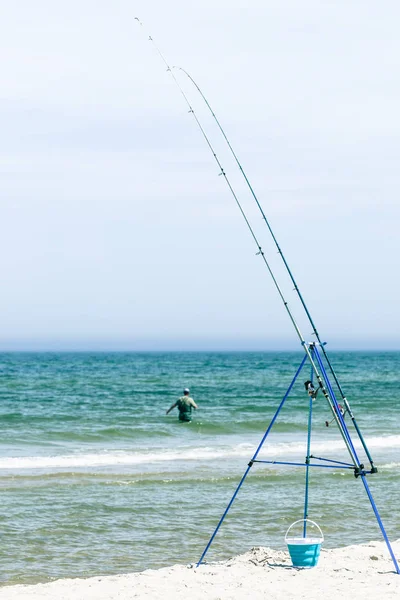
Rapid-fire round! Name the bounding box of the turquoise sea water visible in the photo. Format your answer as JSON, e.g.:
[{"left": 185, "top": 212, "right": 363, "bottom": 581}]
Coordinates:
[{"left": 0, "top": 351, "right": 399, "bottom": 585}]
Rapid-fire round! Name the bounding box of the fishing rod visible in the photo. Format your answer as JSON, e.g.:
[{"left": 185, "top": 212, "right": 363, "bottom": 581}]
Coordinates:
[
  {"left": 134, "top": 17, "right": 365, "bottom": 471},
  {"left": 173, "top": 66, "right": 376, "bottom": 471}
]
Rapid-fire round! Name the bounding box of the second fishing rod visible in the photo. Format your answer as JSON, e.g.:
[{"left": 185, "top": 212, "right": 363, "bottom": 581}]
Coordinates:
[{"left": 174, "top": 66, "right": 375, "bottom": 472}]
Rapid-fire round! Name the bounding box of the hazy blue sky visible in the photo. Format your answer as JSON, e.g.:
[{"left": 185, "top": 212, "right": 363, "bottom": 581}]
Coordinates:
[{"left": 1, "top": 1, "right": 399, "bottom": 350}]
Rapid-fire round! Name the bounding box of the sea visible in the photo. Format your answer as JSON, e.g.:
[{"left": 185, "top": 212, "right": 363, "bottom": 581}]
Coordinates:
[{"left": 0, "top": 351, "right": 399, "bottom": 585}]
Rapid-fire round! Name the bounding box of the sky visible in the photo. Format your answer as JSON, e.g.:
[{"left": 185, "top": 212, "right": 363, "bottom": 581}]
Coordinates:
[{"left": 1, "top": 1, "right": 400, "bottom": 351}]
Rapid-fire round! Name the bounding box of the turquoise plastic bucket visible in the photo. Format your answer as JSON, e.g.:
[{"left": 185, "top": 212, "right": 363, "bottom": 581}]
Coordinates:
[
  {"left": 287, "top": 538, "right": 321, "bottom": 567},
  {"left": 285, "top": 520, "right": 323, "bottom": 568}
]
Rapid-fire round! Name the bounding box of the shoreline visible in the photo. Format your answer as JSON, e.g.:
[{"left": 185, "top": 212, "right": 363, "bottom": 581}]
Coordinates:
[{"left": 0, "top": 539, "right": 399, "bottom": 600}]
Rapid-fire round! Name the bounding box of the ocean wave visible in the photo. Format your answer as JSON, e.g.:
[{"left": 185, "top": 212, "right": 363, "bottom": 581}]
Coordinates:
[
  {"left": 0, "top": 445, "right": 252, "bottom": 470},
  {"left": 379, "top": 462, "right": 400, "bottom": 470},
  {"left": 0, "top": 434, "right": 399, "bottom": 471}
]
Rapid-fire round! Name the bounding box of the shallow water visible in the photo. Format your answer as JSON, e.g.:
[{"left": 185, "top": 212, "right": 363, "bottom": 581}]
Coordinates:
[{"left": 0, "top": 351, "right": 399, "bottom": 584}]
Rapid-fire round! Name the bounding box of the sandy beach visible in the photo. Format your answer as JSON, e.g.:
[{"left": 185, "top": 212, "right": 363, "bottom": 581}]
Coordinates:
[{"left": 0, "top": 539, "right": 399, "bottom": 600}]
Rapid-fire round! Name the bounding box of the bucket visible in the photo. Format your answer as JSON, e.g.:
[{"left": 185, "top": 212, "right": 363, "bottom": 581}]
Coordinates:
[{"left": 285, "top": 519, "right": 324, "bottom": 568}]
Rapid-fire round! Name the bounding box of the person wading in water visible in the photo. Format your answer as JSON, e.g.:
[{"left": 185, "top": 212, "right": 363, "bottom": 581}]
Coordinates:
[{"left": 166, "top": 388, "right": 198, "bottom": 422}]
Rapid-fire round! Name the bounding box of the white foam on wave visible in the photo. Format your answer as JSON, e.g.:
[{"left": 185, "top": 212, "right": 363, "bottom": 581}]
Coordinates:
[
  {"left": 0, "top": 434, "right": 399, "bottom": 471},
  {"left": 0, "top": 446, "right": 253, "bottom": 470},
  {"left": 379, "top": 462, "right": 400, "bottom": 470}
]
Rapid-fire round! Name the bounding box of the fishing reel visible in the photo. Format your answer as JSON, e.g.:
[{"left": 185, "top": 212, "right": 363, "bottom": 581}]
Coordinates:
[{"left": 304, "top": 380, "right": 318, "bottom": 399}]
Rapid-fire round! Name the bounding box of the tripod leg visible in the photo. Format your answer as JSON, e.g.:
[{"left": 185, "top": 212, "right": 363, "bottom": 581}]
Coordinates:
[
  {"left": 360, "top": 475, "right": 400, "bottom": 574},
  {"left": 196, "top": 353, "right": 308, "bottom": 566},
  {"left": 303, "top": 356, "right": 314, "bottom": 535}
]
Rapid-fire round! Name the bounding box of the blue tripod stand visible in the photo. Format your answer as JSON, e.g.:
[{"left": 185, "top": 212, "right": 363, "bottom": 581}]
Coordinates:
[{"left": 197, "top": 343, "right": 400, "bottom": 573}]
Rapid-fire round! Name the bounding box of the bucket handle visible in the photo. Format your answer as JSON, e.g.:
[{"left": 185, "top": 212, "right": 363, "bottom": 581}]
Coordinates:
[{"left": 285, "top": 519, "right": 324, "bottom": 542}]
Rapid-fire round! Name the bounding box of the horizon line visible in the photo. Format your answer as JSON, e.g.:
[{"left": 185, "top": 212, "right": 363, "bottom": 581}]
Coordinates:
[{"left": 0, "top": 347, "right": 399, "bottom": 353}]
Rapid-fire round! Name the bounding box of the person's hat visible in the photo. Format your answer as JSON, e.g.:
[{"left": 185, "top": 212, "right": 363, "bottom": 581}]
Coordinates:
[{"left": 183, "top": 388, "right": 190, "bottom": 393}]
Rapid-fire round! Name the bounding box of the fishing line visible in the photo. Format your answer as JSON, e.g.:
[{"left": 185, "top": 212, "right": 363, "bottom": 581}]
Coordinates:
[{"left": 134, "top": 17, "right": 364, "bottom": 469}]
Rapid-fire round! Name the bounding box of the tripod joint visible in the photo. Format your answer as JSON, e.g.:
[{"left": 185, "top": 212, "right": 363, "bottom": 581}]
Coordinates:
[{"left": 353, "top": 464, "right": 365, "bottom": 478}]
